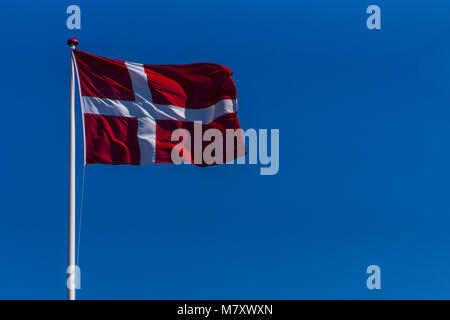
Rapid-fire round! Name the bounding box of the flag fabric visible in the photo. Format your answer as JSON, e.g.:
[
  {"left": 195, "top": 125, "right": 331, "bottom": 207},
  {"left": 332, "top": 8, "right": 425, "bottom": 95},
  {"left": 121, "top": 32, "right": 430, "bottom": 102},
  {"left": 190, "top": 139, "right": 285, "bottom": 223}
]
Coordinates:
[{"left": 72, "top": 49, "right": 244, "bottom": 166}]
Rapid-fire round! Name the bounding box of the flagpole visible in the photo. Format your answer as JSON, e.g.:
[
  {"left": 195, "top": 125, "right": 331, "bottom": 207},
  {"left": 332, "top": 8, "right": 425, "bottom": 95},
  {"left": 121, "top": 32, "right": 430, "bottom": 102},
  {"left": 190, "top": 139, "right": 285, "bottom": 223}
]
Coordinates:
[{"left": 67, "top": 38, "right": 79, "bottom": 300}]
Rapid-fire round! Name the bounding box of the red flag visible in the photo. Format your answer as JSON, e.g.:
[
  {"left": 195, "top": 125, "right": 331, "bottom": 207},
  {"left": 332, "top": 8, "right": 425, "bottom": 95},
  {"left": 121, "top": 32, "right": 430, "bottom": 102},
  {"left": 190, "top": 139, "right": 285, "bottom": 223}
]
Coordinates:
[{"left": 73, "top": 50, "right": 245, "bottom": 166}]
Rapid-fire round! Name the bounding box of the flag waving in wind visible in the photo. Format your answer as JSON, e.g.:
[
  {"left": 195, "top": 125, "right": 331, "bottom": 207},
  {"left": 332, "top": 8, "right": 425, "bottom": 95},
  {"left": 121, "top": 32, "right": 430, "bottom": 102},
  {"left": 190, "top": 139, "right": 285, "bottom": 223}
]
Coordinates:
[{"left": 72, "top": 49, "right": 245, "bottom": 166}]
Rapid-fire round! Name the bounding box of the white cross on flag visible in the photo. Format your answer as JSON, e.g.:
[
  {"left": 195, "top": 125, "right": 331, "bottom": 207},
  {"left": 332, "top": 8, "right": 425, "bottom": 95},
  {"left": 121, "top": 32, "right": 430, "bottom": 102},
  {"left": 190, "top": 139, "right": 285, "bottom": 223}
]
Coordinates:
[{"left": 72, "top": 49, "right": 245, "bottom": 166}]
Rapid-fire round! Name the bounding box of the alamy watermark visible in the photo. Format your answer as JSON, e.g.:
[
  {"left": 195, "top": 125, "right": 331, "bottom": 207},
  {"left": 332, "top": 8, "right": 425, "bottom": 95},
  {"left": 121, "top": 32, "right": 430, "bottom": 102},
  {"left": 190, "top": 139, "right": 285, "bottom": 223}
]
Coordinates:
[
  {"left": 366, "top": 265, "right": 381, "bottom": 290},
  {"left": 66, "top": 5, "right": 81, "bottom": 30},
  {"left": 67, "top": 265, "right": 81, "bottom": 290},
  {"left": 170, "top": 122, "right": 280, "bottom": 176},
  {"left": 366, "top": 5, "right": 381, "bottom": 30}
]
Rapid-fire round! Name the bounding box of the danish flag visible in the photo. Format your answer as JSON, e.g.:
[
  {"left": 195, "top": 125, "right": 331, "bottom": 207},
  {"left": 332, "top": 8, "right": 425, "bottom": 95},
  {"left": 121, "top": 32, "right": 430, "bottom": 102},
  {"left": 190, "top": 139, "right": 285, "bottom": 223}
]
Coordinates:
[{"left": 72, "top": 49, "right": 244, "bottom": 165}]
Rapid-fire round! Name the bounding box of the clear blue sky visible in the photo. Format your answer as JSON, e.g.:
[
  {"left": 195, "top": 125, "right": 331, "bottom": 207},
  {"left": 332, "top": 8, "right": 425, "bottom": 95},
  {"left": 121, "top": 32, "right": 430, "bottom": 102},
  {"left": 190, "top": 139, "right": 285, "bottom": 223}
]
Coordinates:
[{"left": 2, "top": 0, "right": 450, "bottom": 299}]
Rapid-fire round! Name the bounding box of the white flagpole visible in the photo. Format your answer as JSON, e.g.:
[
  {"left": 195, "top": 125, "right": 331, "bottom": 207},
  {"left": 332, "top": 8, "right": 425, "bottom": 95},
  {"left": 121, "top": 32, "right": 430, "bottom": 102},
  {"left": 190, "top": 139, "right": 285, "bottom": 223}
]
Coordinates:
[{"left": 67, "top": 38, "right": 79, "bottom": 300}]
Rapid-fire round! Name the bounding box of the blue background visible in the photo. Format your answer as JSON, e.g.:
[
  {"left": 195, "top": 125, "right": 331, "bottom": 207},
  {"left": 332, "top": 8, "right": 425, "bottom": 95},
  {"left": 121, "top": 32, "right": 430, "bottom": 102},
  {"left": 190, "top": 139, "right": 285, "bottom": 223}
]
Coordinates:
[{"left": 1, "top": 0, "right": 450, "bottom": 299}]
